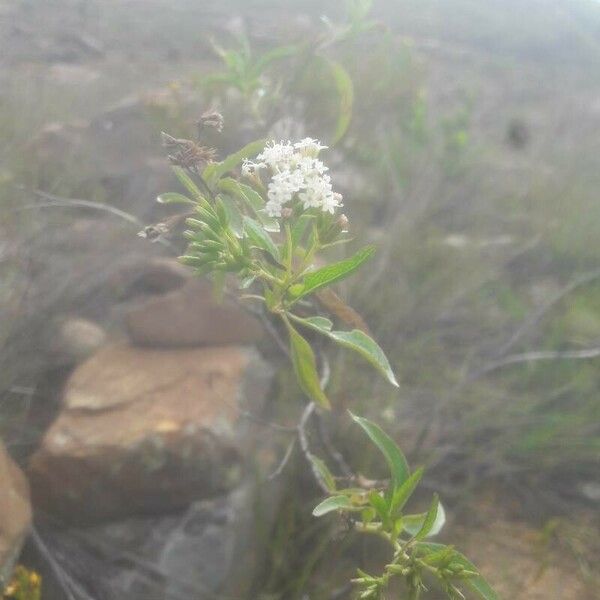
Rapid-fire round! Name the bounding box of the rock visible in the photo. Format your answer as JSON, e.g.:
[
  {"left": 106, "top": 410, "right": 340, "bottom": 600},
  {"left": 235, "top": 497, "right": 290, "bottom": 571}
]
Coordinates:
[
  {"left": 109, "top": 257, "right": 190, "bottom": 299},
  {"left": 125, "top": 278, "right": 264, "bottom": 348},
  {"left": 28, "top": 343, "right": 273, "bottom": 523},
  {"left": 48, "top": 317, "right": 107, "bottom": 367},
  {"left": 35, "top": 472, "right": 284, "bottom": 600},
  {"left": 0, "top": 442, "right": 32, "bottom": 585}
]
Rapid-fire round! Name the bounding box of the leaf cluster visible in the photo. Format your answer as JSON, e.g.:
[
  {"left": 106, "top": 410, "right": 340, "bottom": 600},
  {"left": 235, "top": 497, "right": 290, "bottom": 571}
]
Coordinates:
[
  {"left": 312, "top": 416, "right": 497, "bottom": 600},
  {"left": 195, "top": 6, "right": 362, "bottom": 143},
  {"left": 163, "top": 140, "right": 397, "bottom": 411}
]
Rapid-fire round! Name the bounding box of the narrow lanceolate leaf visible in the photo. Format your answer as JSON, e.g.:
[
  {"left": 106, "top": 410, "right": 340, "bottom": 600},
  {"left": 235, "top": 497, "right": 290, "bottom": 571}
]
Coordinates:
[
  {"left": 350, "top": 413, "right": 409, "bottom": 491},
  {"left": 218, "top": 178, "right": 279, "bottom": 232},
  {"left": 288, "top": 245, "right": 375, "bottom": 300},
  {"left": 173, "top": 166, "right": 207, "bottom": 204},
  {"left": 243, "top": 216, "right": 280, "bottom": 262},
  {"left": 402, "top": 501, "right": 446, "bottom": 539},
  {"left": 286, "top": 321, "right": 330, "bottom": 409},
  {"left": 414, "top": 494, "right": 440, "bottom": 540},
  {"left": 292, "top": 315, "right": 334, "bottom": 334},
  {"left": 389, "top": 467, "right": 424, "bottom": 517},
  {"left": 203, "top": 139, "right": 266, "bottom": 185},
  {"left": 416, "top": 543, "right": 499, "bottom": 600},
  {"left": 218, "top": 195, "right": 243, "bottom": 236},
  {"left": 289, "top": 315, "right": 398, "bottom": 388},
  {"left": 156, "top": 192, "right": 195, "bottom": 205},
  {"left": 328, "top": 59, "right": 354, "bottom": 144},
  {"left": 328, "top": 329, "right": 398, "bottom": 387},
  {"left": 308, "top": 454, "right": 337, "bottom": 492},
  {"left": 313, "top": 495, "right": 353, "bottom": 517}
]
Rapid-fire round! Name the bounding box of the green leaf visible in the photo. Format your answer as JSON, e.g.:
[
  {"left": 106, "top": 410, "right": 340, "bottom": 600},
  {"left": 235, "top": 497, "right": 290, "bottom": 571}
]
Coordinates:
[
  {"left": 291, "top": 213, "right": 315, "bottom": 246},
  {"left": 286, "top": 321, "right": 330, "bottom": 409},
  {"left": 218, "top": 178, "right": 279, "bottom": 232},
  {"left": 203, "top": 139, "right": 266, "bottom": 185},
  {"left": 350, "top": 413, "right": 409, "bottom": 491},
  {"left": 243, "top": 216, "right": 280, "bottom": 262},
  {"left": 414, "top": 494, "right": 440, "bottom": 540},
  {"left": 328, "top": 329, "right": 398, "bottom": 387},
  {"left": 296, "top": 316, "right": 334, "bottom": 333},
  {"left": 402, "top": 501, "right": 446, "bottom": 539},
  {"left": 368, "top": 490, "right": 389, "bottom": 523},
  {"left": 156, "top": 192, "right": 195, "bottom": 205},
  {"left": 328, "top": 59, "right": 354, "bottom": 144},
  {"left": 215, "top": 197, "right": 229, "bottom": 227},
  {"left": 308, "top": 455, "right": 337, "bottom": 492},
  {"left": 389, "top": 467, "right": 424, "bottom": 517},
  {"left": 219, "top": 195, "right": 243, "bottom": 236},
  {"left": 313, "top": 495, "right": 352, "bottom": 517},
  {"left": 173, "top": 166, "right": 206, "bottom": 203},
  {"left": 289, "top": 245, "right": 375, "bottom": 300},
  {"left": 416, "top": 543, "right": 498, "bottom": 600},
  {"left": 290, "top": 315, "right": 399, "bottom": 388}
]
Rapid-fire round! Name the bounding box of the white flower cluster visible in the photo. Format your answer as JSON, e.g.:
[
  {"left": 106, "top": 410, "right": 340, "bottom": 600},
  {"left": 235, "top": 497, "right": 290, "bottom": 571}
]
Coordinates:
[{"left": 242, "top": 138, "right": 343, "bottom": 218}]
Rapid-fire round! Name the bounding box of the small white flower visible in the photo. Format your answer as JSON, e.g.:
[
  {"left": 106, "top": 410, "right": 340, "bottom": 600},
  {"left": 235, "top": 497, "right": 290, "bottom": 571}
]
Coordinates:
[
  {"left": 256, "top": 141, "right": 295, "bottom": 171},
  {"left": 297, "top": 156, "right": 328, "bottom": 177},
  {"left": 265, "top": 201, "right": 283, "bottom": 218},
  {"left": 294, "top": 138, "right": 328, "bottom": 156},
  {"left": 322, "top": 192, "right": 343, "bottom": 214},
  {"left": 246, "top": 138, "right": 341, "bottom": 218},
  {"left": 298, "top": 174, "right": 332, "bottom": 210}
]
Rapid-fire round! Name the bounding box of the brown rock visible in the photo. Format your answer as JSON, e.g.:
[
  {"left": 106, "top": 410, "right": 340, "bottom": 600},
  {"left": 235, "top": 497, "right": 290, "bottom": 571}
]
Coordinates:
[
  {"left": 109, "top": 257, "right": 190, "bottom": 298},
  {"left": 28, "top": 343, "right": 273, "bottom": 523},
  {"left": 48, "top": 317, "right": 107, "bottom": 367},
  {"left": 125, "top": 278, "right": 264, "bottom": 347},
  {"left": 0, "top": 442, "right": 32, "bottom": 584}
]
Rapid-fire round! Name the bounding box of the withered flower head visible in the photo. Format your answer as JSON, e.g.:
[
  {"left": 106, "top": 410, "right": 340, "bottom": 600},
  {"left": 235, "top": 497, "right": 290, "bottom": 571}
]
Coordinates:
[
  {"left": 160, "top": 131, "right": 216, "bottom": 173},
  {"left": 138, "top": 212, "right": 193, "bottom": 243},
  {"left": 337, "top": 213, "right": 349, "bottom": 232},
  {"left": 197, "top": 110, "right": 224, "bottom": 133},
  {"left": 138, "top": 222, "right": 170, "bottom": 242}
]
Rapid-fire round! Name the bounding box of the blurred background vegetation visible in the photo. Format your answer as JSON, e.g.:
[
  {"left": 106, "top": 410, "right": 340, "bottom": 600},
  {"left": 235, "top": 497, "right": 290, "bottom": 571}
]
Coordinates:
[{"left": 1, "top": 0, "right": 599, "bottom": 598}]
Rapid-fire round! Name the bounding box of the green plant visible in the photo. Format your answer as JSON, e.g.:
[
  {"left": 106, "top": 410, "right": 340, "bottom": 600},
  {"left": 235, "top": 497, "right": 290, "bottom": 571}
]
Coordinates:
[
  {"left": 196, "top": 0, "right": 371, "bottom": 142},
  {"left": 141, "top": 125, "right": 497, "bottom": 600},
  {"left": 199, "top": 33, "right": 298, "bottom": 116},
  {"left": 313, "top": 414, "right": 496, "bottom": 600}
]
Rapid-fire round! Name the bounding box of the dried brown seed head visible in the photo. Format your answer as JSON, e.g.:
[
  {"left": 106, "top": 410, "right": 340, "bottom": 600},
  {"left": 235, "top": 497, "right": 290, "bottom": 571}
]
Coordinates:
[{"left": 161, "top": 131, "right": 216, "bottom": 172}]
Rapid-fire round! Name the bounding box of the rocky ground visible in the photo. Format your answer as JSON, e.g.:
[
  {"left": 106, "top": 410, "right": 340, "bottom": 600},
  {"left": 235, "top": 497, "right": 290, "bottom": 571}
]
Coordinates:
[{"left": 1, "top": 251, "right": 288, "bottom": 599}]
